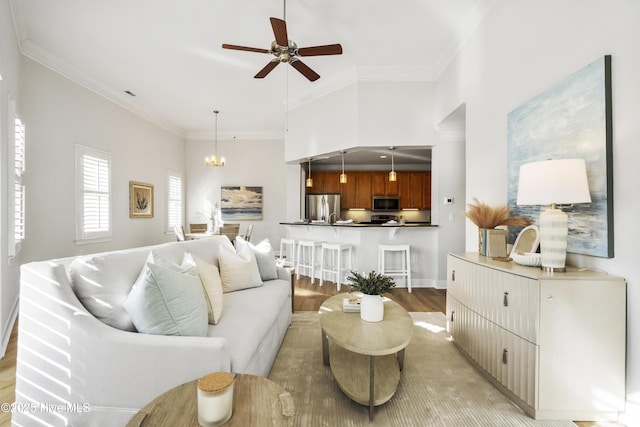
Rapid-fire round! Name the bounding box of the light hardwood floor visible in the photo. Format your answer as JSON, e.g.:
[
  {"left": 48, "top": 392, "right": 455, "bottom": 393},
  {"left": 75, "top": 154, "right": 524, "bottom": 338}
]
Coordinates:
[{"left": 0, "top": 276, "right": 622, "bottom": 426}]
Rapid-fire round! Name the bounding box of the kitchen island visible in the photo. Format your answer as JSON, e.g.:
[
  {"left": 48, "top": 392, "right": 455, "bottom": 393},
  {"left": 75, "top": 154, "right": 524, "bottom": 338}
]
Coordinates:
[{"left": 280, "top": 222, "right": 438, "bottom": 289}]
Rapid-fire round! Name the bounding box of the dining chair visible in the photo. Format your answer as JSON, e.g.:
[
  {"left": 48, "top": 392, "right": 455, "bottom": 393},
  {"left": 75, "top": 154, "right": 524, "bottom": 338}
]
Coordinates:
[
  {"left": 243, "top": 224, "right": 254, "bottom": 242},
  {"left": 173, "top": 225, "right": 186, "bottom": 241},
  {"left": 190, "top": 223, "right": 207, "bottom": 233},
  {"left": 220, "top": 224, "right": 240, "bottom": 244}
]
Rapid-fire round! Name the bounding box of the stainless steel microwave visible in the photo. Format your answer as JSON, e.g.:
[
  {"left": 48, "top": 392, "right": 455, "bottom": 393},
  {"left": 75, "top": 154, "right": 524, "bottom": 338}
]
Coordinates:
[{"left": 372, "top": 196, "right": 400, "bottom": 211}]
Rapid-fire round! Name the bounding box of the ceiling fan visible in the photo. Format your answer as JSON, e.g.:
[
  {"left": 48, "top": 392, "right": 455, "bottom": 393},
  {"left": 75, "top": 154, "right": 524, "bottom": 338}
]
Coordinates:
[{"left": 222, "top": 16, "right": 343, "bottom": 82}]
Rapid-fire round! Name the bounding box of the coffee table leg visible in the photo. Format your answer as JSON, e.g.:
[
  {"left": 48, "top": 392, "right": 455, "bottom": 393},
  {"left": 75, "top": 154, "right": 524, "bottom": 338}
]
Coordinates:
[
  {"left": 322, "top": 329, "right": 329, "bottom": 366},
  {"left": 398, "top": 348, "right": 405, "bottom": 371},
  {"left": 369, "top": 355, "right": 375, "bottom": 420}
]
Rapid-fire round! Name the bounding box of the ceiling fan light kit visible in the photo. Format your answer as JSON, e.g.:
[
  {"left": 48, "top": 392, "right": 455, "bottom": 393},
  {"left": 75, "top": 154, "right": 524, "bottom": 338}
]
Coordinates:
[{"left": 222, "top": 15, "right": 342, "bottom": 82}]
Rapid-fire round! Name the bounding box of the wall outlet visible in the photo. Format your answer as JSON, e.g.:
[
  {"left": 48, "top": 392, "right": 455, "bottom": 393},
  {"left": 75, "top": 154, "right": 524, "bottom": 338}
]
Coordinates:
[{"left": 449, "top": 213, "right": 455, "bottom": 221}]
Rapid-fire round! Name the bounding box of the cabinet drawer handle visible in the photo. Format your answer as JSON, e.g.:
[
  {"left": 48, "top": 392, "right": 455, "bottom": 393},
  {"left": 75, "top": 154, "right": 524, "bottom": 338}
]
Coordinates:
[
  {"left": 451, "top": 270, "right": 456, "bottom": 281},
  {"left": 502, "top": 349, "right": 508, "bottom": 365},
  {"left": 503, "top": 291, "right": 509, "bottom": 307},
  {"left": 450, "top": 310, "right": 455, "bottom": 322}
]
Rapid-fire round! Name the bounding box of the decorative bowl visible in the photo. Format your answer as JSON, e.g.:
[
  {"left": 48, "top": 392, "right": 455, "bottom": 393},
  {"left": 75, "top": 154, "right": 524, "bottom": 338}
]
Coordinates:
[{"left": 511, "top": 252, "right": 542, "bottom": 267}]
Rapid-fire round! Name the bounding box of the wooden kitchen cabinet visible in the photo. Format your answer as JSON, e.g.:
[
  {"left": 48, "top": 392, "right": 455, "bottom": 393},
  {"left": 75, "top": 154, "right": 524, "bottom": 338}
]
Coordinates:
[
  {"left": 371, "top": 171, "right": 399, "bottom": 196},
  {"left": 446, "top": 253, "right": 626, "bottom": 420},
  {"left": 305, "top": 171, "right": 342, "bottom": 194},
  {"left": 398, "top": 171, "right": 430, "bottom": 209},
  {"left": 342, "top": 172, "right": 372, "bottom": 209}
]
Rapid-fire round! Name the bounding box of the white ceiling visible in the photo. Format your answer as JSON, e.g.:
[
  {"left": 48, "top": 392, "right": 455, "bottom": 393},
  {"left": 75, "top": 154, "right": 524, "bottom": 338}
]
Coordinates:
[{"left": 11, "top": 0, "right": 493, "bottom": 141}]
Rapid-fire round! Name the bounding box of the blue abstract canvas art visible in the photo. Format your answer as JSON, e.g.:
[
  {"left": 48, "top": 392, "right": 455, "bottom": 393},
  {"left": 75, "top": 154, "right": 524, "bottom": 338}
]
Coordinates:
[
  {"left": 221, "top": 186, "right": 263, "bottom": 220},
  {"left": 507, "top": 55, "right": 613, "bottom": 258}
]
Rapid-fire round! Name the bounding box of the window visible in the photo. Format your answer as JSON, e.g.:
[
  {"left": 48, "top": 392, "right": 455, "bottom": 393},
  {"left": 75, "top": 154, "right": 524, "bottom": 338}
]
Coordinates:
[
  {"left": 76, "top": 145, "right": 111, "bottom": 243},
  {"left": 8, "top": 99, "right": 25, "bottom": 257},
  {"left": 166, "top": 171, "right": 183, "bottom": 233}
]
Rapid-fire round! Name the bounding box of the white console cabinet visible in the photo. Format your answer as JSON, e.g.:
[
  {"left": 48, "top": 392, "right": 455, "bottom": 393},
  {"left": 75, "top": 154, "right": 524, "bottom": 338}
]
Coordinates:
[{"left": 446, "top": 253, "right": 626, "bottom": 421}]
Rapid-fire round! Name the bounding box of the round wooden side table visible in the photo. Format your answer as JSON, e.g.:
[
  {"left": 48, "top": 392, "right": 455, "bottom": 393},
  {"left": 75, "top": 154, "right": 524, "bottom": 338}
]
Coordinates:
[
  {"left": 126, "top": 374, "right": 294, "bottom": 426},
  {"left": 319, "top": 293, "right": 413, "bottom": 421}
]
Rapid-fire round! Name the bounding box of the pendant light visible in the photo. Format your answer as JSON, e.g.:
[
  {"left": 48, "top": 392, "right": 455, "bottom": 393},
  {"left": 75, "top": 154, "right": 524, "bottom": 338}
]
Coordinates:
[
  {"left": 306, "top": 158, "right": 313, "bottom": 187},
  {"left": 205, "top": 110, "right": 225, "bottom": 167},
  {"left": 340, "top": 151, "right": 347, "bottom": 184},
  {"left": 389, "top": 147, "right": 397, "bottom": 182}
]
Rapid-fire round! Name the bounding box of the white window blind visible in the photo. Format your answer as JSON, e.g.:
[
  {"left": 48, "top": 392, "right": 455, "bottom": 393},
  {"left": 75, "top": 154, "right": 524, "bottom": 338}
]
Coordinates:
[
  {"left": 76, "top": 145, "right": 111, "bottom": 242},
  {"left": 167, "top": 172, "right": 183, "bottom": 232}
]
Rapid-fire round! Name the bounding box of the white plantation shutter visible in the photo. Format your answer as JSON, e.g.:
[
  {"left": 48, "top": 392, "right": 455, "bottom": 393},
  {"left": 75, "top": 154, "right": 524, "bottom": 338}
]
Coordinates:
[
  {"left": 167, "top": 172, "right": 183, "bottom": 232},
  {"left": 9, "top": 114, "right": 26, "bottom": 256},
  {"left": 76, "top": 145, "right": 112, "bottom": 242}
]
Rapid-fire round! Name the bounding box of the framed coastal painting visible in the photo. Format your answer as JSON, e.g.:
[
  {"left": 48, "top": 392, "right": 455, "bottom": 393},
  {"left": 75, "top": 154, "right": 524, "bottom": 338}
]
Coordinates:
[
  {"left": 129, "top": 181, "right": 154, "bottom": 218},
  {"left": 221, "top": 186, "right": 263, "bottom": 220},
  {"left": 507, "top": 55, "right": 613, "bottom": 258}
]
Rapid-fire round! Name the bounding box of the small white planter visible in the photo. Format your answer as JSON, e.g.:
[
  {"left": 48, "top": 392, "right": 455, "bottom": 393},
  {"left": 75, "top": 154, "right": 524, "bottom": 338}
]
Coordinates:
[{"left": 360, "top": 294, "right": 384, "bottom": 322}]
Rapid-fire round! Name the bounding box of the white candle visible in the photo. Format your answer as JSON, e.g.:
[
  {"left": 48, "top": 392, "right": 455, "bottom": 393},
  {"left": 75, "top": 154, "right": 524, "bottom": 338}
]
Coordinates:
[{"left": 197, "top": 372, "right": 234, "bottom": 427}]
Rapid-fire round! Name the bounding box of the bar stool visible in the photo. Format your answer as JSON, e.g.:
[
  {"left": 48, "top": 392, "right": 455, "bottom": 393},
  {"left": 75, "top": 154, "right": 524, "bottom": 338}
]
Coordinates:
[
  {"left": 278, "top": 238, "right": 297, "bottom": 268},
  {"left": 296, "top": 240, "right": 322, "bottom": 284},
  {"left": 319, "top": 243, "right": 353, "bottom": 291},
  {"left": 378, "top": 244, "right": 412, "bottom": 293}
]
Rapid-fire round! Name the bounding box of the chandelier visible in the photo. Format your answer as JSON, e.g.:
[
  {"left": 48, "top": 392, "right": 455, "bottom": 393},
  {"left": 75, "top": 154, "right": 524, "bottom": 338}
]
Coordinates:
[{"left": 205, "top": 110, "right": 225, "bottom": 167}]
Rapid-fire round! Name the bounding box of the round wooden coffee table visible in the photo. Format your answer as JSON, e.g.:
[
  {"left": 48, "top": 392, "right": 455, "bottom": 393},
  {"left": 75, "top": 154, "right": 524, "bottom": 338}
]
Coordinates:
[
  {"left": 126, "top": 374, "right": 294, "bottom": 426},
  {"left": 319, "top": 293, "right": 413, "bottom": 420}
]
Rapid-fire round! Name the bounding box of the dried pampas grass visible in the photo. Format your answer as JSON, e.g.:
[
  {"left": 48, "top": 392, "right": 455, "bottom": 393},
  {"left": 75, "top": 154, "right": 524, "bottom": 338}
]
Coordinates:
[{"left": 465, "top": 198, "right": 533, "bottom": 229}]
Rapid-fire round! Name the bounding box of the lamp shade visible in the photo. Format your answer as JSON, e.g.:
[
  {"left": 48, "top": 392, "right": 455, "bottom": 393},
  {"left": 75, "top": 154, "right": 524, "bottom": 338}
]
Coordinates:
[{"left": 516, "top": 159, "right": 591, "bottom": 206}]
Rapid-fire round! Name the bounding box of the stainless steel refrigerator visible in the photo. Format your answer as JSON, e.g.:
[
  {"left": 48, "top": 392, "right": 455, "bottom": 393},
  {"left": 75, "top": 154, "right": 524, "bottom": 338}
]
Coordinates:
[{"left": 305, "top": 194, "right": 341, "bottom": 223}]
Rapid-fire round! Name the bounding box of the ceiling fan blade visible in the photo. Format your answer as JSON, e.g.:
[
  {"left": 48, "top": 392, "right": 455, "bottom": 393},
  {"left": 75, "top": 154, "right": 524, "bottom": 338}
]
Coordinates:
[
  {"left": 290, "top": 59, "right": 320, "bottom": 82},
  {"left": 297, "top": 44, "right": 343, "bottom": 56},
  {"left": 254, "top": 60, "right": 280, "bottom": 79},
  {"left": 270, "top": 17, "right": 289, "bottom": 47},
  {"left": 222, "top": 44, "right": 270, "bottom": 54}
]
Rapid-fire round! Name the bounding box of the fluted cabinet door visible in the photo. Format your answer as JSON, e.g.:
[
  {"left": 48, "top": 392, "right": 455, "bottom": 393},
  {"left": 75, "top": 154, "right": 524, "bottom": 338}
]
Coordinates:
[{"left": 446, "top": 253, "right": 626, "bottom": 420}]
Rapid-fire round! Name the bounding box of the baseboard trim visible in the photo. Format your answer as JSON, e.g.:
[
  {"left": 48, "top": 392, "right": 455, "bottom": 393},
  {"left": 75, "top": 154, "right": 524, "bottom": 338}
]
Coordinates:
[{"left": 0, "top": 296, "right": 19, "bottom": 358}]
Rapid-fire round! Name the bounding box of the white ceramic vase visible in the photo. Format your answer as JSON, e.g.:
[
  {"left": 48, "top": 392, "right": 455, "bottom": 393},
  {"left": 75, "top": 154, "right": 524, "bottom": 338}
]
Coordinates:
[{"left": 360, "top": 294, "right": 384, "bottom": 322}]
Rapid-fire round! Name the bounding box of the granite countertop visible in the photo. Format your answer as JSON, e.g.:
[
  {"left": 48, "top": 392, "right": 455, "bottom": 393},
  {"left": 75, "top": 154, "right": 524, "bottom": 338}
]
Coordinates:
[{"left": 279, "top": 222, "right": 436, "bottom": 228}]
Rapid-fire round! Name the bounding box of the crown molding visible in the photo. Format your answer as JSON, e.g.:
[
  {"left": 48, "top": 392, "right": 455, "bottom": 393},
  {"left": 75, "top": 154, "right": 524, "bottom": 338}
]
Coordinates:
[
  {"left": 434, "top": 0, "right": 496, "bottom": 79},
  {"left": 186, "top": 130, "right": 284, "bottom": 141},
  {"left": 18, "top": 40, "right": 186, "bottom": 137}
]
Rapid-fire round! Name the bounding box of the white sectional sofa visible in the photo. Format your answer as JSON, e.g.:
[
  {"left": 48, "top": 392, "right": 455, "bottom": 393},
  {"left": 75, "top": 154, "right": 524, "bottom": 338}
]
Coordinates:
[{"left": 13, "top": 236, "right": 292, "bottom": 426}]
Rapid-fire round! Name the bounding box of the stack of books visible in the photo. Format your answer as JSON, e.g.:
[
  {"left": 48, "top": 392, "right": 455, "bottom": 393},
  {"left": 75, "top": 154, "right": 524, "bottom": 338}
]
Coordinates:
[{"left": 342, "top": 296, "right": 361, "bottom": 312}]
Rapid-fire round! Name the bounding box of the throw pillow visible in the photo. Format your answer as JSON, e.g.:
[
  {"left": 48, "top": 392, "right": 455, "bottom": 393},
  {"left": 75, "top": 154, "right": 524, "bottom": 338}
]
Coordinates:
[
  {"left": 182, "top": 253, "right": 224, "bottom": 325},
  {"left": 123, "top": 262, "right": 208, "bottom": 336},
  {"left": 218, "top": 243, "right": 263, "bottom": 292},
  {"left": 235, "top": 237, "right": 278, "bottom": 281}
]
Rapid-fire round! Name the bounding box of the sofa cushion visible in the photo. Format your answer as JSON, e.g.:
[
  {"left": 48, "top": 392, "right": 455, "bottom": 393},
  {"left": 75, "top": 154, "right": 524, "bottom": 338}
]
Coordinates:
[
  {"left": 218, "top": 244, "right": 263, "bottom": 292},
  {"left": 235, "top": 237, "right": 278, "bottom": 281},
  {"left": 182, "top": 253, "right": 224, "bottom": 324},
  {"left": 123, "top": 262, "right": 208, "bottom": 336},
  {"left": 69, "top": 250, "right": 150, "bottom": 331},
  {"left": 207, "top": 278, "right": 291, "bottom": 373}
]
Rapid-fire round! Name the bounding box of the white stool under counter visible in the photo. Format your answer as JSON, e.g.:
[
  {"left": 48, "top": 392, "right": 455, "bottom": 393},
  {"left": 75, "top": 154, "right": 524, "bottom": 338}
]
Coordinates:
[
  {"left": 296, "top": 240, "right": 322, "bottom": 284},
  {"left": 319, "top": 243, "right": 353, "bottom": 291},
  {"left": 278, "top": 238, "right": 297, "bottom": 268},
  {"left": 377, "top": 244, "right": 412, "bottom": 292}
]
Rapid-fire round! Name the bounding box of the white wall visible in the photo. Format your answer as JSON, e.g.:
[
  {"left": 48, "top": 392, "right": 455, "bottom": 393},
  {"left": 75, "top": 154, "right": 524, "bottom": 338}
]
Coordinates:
[
  {"left": 19, "top": 58, "right": 185, "bottom": 262},
  {"left": 286, "top": 80, "right": 438, "bottom": 163},
  {"left": 185, "top": 137, "right": 287, "bottom": 247},
  {"left": 434, "top": 1, "right": 640, "bottom": 423},
  {"left": 0, "top": 0, "right": 24, "bottom": 355}
]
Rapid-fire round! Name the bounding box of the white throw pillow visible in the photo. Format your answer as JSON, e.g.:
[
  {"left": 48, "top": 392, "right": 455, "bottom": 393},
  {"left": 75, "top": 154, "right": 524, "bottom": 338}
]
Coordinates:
[
  {"left": 235, "top": 237, "right": 278, "bottom": 281},
  {"left": 218, "top": 243, "right": 263, "bottom": 292},
  {"left": 182, "top": 253, "right": 224, "bottom": 324},
  {"left": 123, "top": 262, "right": 208, "bottom": 336}
]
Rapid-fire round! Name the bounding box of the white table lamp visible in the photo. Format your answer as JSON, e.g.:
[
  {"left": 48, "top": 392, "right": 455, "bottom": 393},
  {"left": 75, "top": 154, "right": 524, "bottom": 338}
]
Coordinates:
[{"left": 516, "top": 159, "right": 591, "bottom": 272}]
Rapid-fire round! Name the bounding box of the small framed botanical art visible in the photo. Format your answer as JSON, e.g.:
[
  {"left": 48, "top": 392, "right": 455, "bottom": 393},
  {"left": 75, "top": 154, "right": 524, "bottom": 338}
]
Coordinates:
[{"left": 129, "top": 181, "right": 154, "bottom": 218}]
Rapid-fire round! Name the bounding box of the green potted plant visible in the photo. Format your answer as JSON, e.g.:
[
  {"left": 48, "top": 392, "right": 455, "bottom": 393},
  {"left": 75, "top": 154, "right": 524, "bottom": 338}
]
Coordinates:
[{"left": 347, "top": 270, "right": 396, "bottom": 322}]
